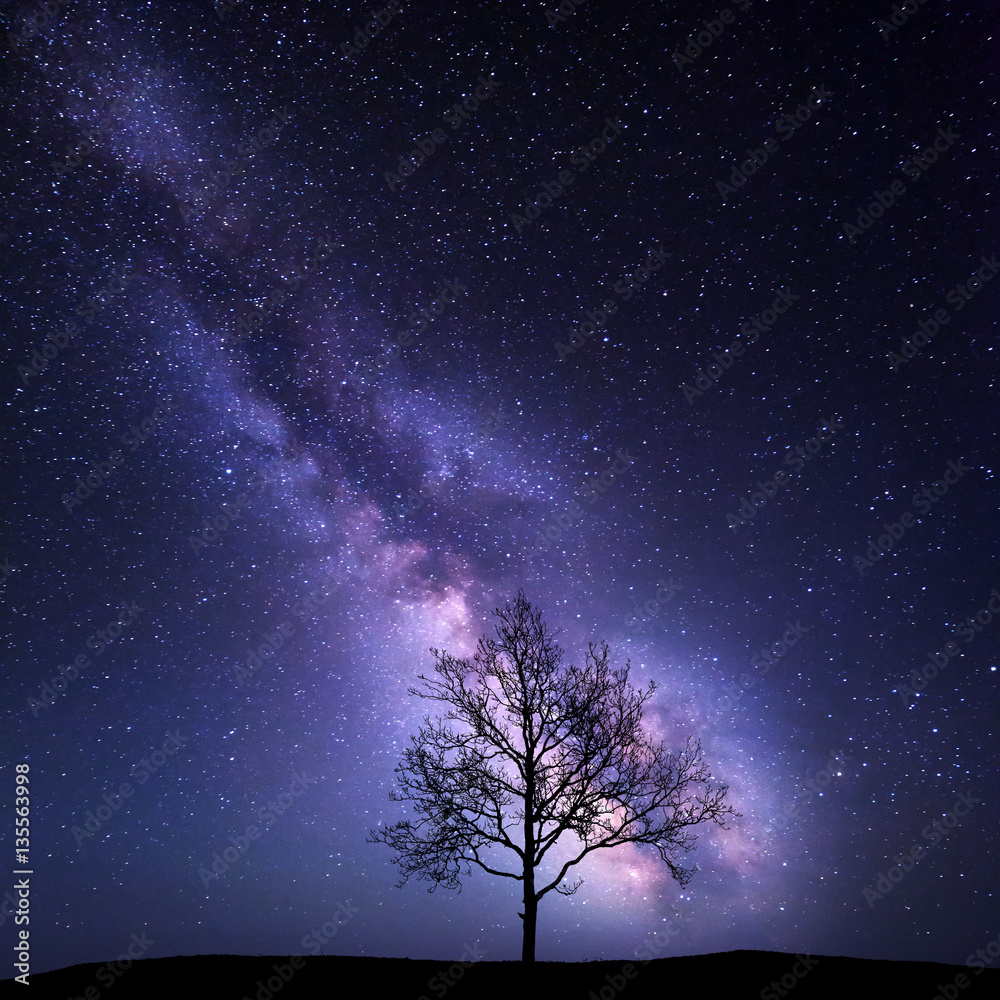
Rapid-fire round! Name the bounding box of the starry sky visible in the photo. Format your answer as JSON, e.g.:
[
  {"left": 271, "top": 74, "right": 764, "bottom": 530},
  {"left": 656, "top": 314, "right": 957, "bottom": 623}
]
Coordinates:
[{"left": 1, "top": 0, "right": 998, "bottom": 978}]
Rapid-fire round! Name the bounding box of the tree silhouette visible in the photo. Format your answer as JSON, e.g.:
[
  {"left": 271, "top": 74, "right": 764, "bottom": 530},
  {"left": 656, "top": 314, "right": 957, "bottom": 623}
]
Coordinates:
[{"left": 367, "top": 591, "right": 737, "bottom": 963}]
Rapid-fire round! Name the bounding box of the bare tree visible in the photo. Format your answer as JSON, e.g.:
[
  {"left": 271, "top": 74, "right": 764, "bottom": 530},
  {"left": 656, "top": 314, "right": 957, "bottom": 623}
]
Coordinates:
[{"left": 367, "top": 591, "right": 737, "bottom": 963}]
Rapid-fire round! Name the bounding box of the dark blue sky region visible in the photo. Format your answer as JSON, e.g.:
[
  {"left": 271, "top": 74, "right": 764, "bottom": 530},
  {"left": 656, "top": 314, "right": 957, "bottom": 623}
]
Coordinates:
[{"left": 1, "top": 0, "right": 998, "bottom": 978}]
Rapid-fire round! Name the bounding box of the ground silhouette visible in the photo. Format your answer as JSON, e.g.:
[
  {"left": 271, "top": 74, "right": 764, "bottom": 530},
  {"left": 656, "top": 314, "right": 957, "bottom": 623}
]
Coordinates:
[{"left": 9, "top": 950, "right": 998, "bottom": 999}]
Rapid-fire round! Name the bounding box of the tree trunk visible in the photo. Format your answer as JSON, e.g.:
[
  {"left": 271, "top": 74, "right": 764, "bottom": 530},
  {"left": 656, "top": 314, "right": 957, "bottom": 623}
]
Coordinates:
[
  {"left": 521, "top": 873, "right": 537, "bottom": 963},
  {"left": 522, "top": 765, "right": 536, "bottom": 963}
]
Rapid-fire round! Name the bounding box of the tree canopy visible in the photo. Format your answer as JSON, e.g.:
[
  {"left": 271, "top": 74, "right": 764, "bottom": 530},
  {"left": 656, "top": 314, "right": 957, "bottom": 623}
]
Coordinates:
[{"left": 368, "top": 591, "right": 737, "bottom": 962}]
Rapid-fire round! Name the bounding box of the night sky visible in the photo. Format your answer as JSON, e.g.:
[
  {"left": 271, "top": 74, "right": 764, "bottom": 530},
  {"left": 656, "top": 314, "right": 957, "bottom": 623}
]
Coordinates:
[{"left": 2, "top": 0, "right": 998, "bottom": 979}]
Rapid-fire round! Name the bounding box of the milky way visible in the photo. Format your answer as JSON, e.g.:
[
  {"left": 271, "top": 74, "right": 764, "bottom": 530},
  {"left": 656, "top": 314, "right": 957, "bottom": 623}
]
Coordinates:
[{"left": 1, "top": 0, "right": 998, "bottom": 977}]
